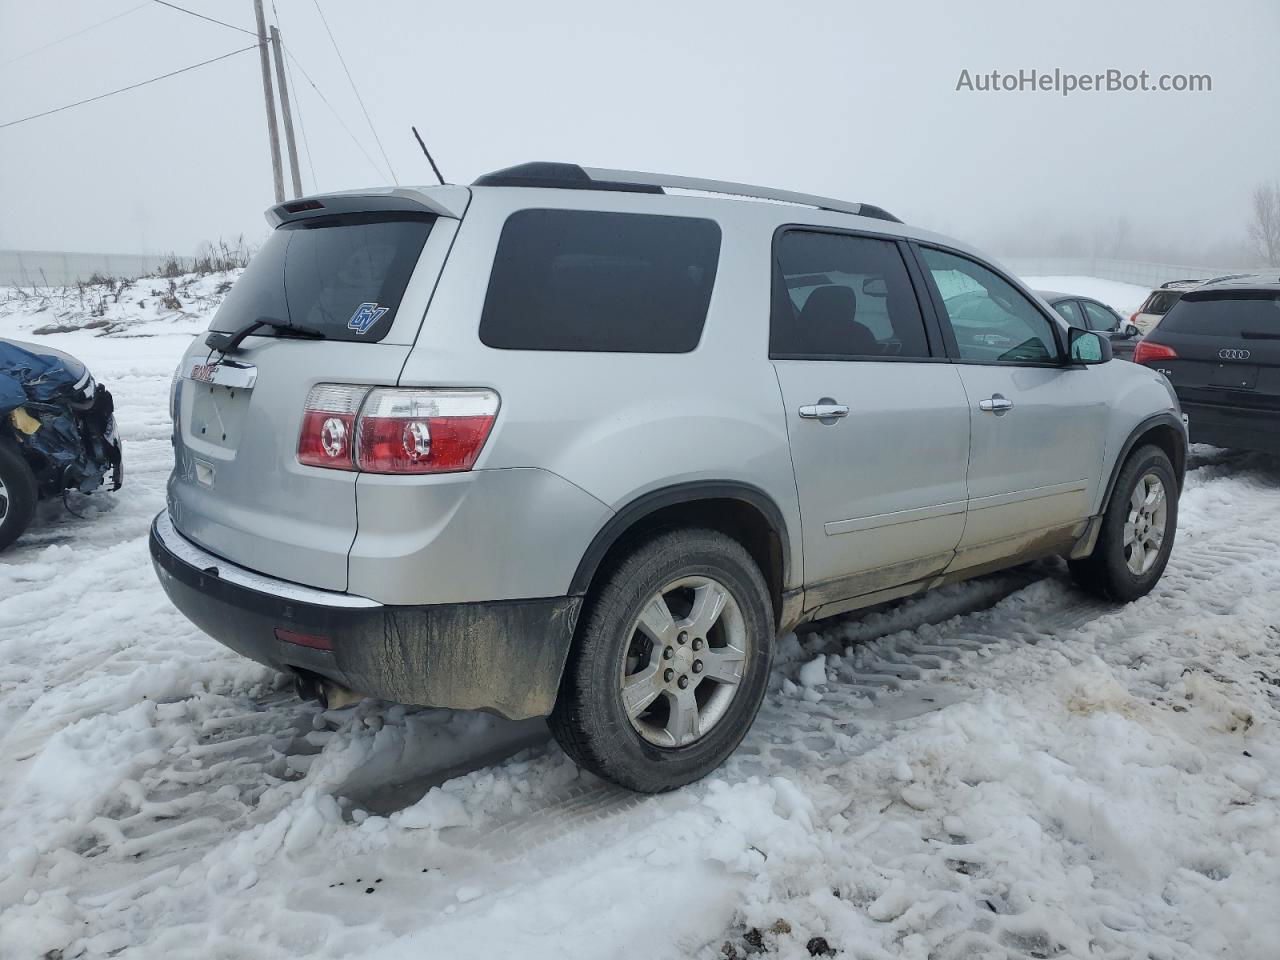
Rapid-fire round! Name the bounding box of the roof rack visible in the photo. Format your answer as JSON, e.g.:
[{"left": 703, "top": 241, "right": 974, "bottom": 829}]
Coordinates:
[{"left": 472, "top": 162, "right": 902, "bottom": 223}]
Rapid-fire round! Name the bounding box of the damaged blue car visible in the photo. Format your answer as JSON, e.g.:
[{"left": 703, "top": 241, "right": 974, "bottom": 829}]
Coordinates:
[{"left": 0, "top": 338, "right": 123, "bottom": 550}]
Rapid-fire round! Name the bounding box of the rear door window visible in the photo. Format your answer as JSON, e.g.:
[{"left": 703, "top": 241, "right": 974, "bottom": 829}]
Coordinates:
[
  {"left": 770, "top": 231, "right": 933, "bottom": 359},
  {"left": 1158, "top": 290, "right": 1280, "bottom": 337},
  {"left": 479, "top": 209, "right": 721, "bottom": 352},
  {"left": 211, "top": 213, "right": 434, "bottom": 343}
]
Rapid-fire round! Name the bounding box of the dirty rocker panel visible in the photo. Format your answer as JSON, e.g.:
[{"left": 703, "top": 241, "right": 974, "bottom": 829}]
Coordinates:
[{"left": 150, "top": 511, "right": 580, "bottom": 720}]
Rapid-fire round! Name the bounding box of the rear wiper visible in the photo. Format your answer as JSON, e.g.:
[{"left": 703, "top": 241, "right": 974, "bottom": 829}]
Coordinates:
[{"left": 205, "top": 316, "right": 326, "bottom": 354}]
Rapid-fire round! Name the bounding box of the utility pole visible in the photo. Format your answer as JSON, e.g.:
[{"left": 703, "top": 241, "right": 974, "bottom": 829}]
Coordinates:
[
  {"left": 252, "top": 0, "right": 285, "bottom": 203},
  {"left": 270, "top": 26, "right": 304, "bottom": 199}
]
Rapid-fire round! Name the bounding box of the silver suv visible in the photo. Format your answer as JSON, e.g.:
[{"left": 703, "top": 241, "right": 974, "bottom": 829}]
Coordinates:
[{"left": 151, "top": 162, "right": 1187, "bottom": 792}]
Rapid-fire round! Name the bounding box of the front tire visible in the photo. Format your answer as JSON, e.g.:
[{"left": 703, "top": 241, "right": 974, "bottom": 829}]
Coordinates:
[
  {"left": 1069, "top": 444, "right": 1178, "bottom": 601},
  {"left": 0, "top": 440, "right": 38, "bottom": 552},
  {"left": 549, "top": 528, "right": 774, "bottom": 793}
]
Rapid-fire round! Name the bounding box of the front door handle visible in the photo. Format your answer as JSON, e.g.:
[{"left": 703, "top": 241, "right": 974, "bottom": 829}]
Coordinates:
[
  {"left": 799, "top": 399, "right": 850, "bottom": 421},
  {"left": 978, "top": 394, "right": 1014, "bottom": 415}
]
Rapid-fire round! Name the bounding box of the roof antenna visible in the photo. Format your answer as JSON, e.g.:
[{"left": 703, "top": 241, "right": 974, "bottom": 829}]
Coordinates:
[{"left": 411, "top": 126, "right": 446, "bottom": 186}]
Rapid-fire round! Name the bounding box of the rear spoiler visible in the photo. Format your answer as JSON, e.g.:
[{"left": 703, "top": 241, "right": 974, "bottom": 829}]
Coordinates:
[{"left": 265, "top": 185, "right": 470, "bottom": 227}]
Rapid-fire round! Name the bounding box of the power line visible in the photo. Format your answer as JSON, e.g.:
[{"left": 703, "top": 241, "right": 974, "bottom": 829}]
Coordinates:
[
  {"left": 310, "top": 0, "right": 397, "bottom": 184},
  {"left": 283, "top": 47, "right": 388, "bottom": 182},
  {"left": 149, "top": 0, "right": 257, "bottom": 37},
  {"left": 0, "top": 3, "right": 149, "bottom": 68},
  {"left": 0, "top": 45, "right": 257, "bottom": 130}
]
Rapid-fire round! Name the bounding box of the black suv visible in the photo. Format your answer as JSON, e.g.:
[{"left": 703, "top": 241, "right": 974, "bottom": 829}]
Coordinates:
[{"left": 1134, "top": 275, "right": 1280, "bottom": 453}]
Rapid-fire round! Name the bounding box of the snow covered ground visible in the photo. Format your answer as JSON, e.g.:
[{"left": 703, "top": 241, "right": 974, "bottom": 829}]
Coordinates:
[{"left": 2, "top": 276, "right": 1280, "bottom": 959}]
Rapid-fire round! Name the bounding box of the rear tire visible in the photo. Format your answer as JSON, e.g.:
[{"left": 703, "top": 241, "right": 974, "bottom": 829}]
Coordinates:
[
  {"left": 549, "top": 528, "right": 774, "bottom": 793},
  {"left": 1069, "top": 444, "right": 1178, "bottom": 601},
  {"left": 0, "top": 440, "right": 38, "bottom": 552}
]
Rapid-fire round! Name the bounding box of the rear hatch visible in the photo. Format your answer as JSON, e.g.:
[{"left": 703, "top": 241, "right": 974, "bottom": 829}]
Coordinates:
[
  {"left": 169, "top": 189, "right": 467, "bottom": 591},
  {"left": 1147, "top": 288, "right": 1280, "bottom": 412}
]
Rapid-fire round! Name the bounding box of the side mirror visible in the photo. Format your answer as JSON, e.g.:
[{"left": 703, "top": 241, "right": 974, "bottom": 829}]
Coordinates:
[
  {"left": 1068, "top": 327, "right": 1112, "bottom": 364},
  {"left": 1123, "top": 323, "right": 1140, "bottom": 338}
]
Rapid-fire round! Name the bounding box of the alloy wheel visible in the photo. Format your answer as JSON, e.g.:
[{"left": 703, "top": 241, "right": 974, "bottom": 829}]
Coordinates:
[
  {"left": 619, "top": 575, "right": 750, "bottom": 748},
  {"left": 1123, "top": 472, "right": 1168, "bottom": 575}
]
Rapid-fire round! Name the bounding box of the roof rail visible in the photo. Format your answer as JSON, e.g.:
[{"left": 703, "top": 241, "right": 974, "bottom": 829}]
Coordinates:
[{"left": 472, "top": 162, "right": 902, "bottom": 223}]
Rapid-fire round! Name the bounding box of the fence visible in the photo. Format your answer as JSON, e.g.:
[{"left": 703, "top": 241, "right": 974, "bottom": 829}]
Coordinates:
[
  {"left": 0, "top": 249, "right": 179, "bottom": 287},
  {"left": 997, "top": 256, "right": 1269, "bottom": 289}
]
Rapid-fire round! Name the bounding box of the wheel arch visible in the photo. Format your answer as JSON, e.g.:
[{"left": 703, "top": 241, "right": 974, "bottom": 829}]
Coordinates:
[
  {"left": 568, "top": 481, "right": 792, "bottom": 630},
  {"left": 1101, "top": 412, "right": 1187, "bottom": 509}
]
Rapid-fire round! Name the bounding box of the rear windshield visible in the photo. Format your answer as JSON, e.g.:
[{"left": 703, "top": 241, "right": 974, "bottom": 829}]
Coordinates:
[
  {"left": 1158, "top": 290, "right": 1280, "bottom": 338},
  {"left": 479, "top": 209, "right": 721, "bottom": 352},
  {"left": 1139, "top": 290, "right": 1182, "bottom": 316},
  {"left": 210, "top": 213, "right": 434, "bottom": 343}
]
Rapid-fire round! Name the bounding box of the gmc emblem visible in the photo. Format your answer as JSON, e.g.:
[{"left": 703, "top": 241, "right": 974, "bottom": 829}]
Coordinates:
[
  {"left": 1219, "top": 348, "right": 1251, "bottom": 360},
  {"left": 190, "top": 362, "right": 219, "bottom": 383}
]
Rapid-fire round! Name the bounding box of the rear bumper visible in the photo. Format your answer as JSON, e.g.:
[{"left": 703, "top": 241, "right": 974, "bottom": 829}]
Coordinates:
[
  {"left": 150, "top": 510, "right": 580, "bottom": 719},
  {"left": 1178, "top": 399, "right": 1280, "bottom": 454}
]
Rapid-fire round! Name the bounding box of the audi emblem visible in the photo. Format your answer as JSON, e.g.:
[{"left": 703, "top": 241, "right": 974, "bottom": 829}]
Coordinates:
[{"left": 1219, "top": 348, "right": 1251, "bottom": 360}]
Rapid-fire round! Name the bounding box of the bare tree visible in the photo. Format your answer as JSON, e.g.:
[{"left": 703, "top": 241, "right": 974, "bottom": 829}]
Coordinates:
[{"left": 1248, "top": 181, "right": 1280, "bottom": 266}]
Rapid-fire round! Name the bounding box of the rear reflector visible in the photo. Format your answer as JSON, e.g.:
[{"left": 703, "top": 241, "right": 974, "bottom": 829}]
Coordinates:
[
  {"left": 1133, "top": 340, "right": 1178, "bottom": 366},
  {"left": 275, "top": 628, "right": 334, "bottom": 651}
]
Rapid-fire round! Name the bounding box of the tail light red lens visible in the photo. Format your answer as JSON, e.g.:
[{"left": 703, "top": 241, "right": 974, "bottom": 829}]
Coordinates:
[
  {"left": 1133, "top": 340, "right": 1178, "bottom": 366},
  {"left": 297, "top": 385, "right": 499, "bottom": 474},
  {"left": 297, "top": 384, "right": 369, "bottom": 469},
  {"left": 357, "top": 388, "right": 500, "bottom": 473}
]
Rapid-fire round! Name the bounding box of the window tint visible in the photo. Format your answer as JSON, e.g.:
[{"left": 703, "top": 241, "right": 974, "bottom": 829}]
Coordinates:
[
  {"left": 770, "top": 231, "right": 930, "bottom": 359},
  {"left": 1052, "top": 300, "right": 1083, "bottom": 325},
  {"left": 1158, "top": 290, "right": 1280, "bottom": 337},
  {"left": 1139, "top": 290, "right": 1182, "bottom": 315},
  {"left": 920, "top": 248, "right": 1060, "bottom": 364},
  {"left": 479, "top": 209, "right": 721, "bottom": 352},
  {"left": 1081, "top": 300, "right": 1120, "bottom": 332},
  {"left": 211, "top": 214, "right": 434, "bottom": 343}
]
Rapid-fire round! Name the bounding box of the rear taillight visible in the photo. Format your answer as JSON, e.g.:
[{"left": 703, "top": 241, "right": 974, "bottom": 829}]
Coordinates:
[
  {"left": 1129, "top": 311, "right": 1140, "bottom": 326},
  {"left": 1133, "top": 340, "right": 1178, "bottom": 366},
  {"left": 297, "top": 385, "right": 499, "bottom": 474},
  {"left": 357, "top": 388, "right": 499, "bottom": 473},
  {"left": 298, "top": 384, "right": 369, "bottom": 470}
]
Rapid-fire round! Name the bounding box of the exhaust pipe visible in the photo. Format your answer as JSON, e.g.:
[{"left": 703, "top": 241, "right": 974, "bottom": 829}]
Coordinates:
[
  {"left": 292, "top": 670, "right": 363, "bottom": 709},
  {"left": 319, "top": 681, "right": 363, "bottom": 710}
]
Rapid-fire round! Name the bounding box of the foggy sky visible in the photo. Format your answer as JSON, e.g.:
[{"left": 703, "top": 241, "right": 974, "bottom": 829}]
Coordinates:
[{"left": 2, "top": 0, "right": 1278, "bottom": 261}]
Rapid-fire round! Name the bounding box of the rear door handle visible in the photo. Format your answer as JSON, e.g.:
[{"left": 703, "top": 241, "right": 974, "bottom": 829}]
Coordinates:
[
  {"left": 799, "top": 400, "right": 850, "bottom": 421},
  {"left": 978, "top": 394, "right": 1014, "bottom": 415}
]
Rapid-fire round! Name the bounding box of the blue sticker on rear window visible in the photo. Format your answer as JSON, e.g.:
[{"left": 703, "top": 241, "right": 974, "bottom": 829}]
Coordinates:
[{"left": 348, "top": 302, "right": 390, "bottom": 335}]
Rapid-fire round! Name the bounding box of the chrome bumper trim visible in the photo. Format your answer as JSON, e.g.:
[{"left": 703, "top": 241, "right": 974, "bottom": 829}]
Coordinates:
[{"left": 153, "top": 510, "right": 381, "bottom": 610}]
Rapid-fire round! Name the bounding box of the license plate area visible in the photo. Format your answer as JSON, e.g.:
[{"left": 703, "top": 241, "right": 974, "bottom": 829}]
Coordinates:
[
  {"left": 188, "top": 381, "right": 252, "bottom": 451},
  {"left": 1209, "top": 363, "right": 1259, "bottom": 390}
]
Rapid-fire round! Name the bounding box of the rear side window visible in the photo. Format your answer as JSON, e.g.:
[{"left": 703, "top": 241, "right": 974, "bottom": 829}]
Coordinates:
[
  {"left": 1158, "top": 290, "right": 1280, "bottom": 337},
  {"left": 771, "top": 231, "right": 931, "bottom": 359},
  {"left": 212, "top": 213, "right": 434, "bottom": 343},
  {"left": 1139, "top": 290, "right": 1182, "bottom": 316},
  {"left": 479, "top": 209, "right": 721, "bottom": 352}
]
